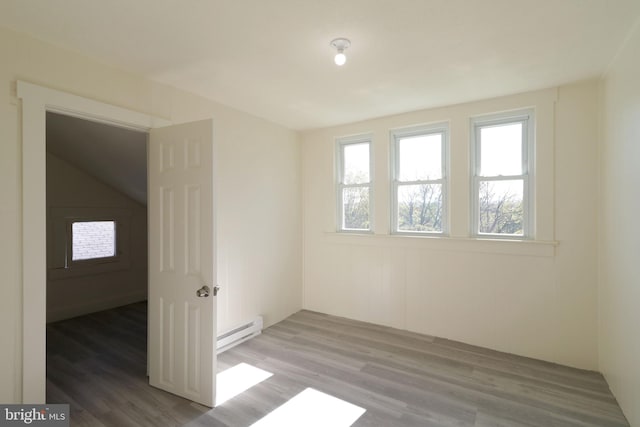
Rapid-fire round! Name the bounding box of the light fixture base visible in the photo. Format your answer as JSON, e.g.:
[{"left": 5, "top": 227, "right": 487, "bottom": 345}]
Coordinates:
[{"left": 330, "top": 38, "right": 351, "bottom": 51}]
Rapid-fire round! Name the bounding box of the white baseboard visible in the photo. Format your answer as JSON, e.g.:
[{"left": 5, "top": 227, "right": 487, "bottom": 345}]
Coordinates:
[{"left": 47, "top": 291, "right": 147, "bottom": 323}]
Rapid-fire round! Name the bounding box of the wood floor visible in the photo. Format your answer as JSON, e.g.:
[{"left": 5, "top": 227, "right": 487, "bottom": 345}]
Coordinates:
[{"left": 46, "top": 302, "right": 629, "bottom": 426}]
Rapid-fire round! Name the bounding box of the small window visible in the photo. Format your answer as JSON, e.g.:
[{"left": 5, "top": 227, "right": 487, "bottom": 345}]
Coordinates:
[
  {"left": 70, "top": 220, "right": 117, "bottom": 261},
  {"left": 48, "top": 208, "right": 132, "bottom": 280},
  {"left": 471, "top": 109, "right": 534, "bottom": 238},
  {"left": 336, "top": 135, "right": 373, "bottom": 232},
  {"left": 391, "top": 124, "right": 448, "bottom": 234}
]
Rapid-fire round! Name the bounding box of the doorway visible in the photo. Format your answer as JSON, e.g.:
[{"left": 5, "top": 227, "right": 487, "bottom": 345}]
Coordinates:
[
  {"left": 45, "top": 112, "right": 149, "bottom": 324},
  {"left": 19, "top": 81, "right": 218, "bottom": 406},
  {"left": 44, "top": 112, "right": 150, "bottom": 406},
  {"left": 19, "top": 81, "right": 165, "bottom": 403}
]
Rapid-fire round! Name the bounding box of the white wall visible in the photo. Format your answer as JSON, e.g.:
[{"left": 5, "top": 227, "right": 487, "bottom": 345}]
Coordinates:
[
  {"left": 46, "top": 153, "right": 148, "bottom": 322},
  {"left": 302, "top": 82, "right": 600, "bottom": 370},
  {"left": 0, "top": 27, "right": 302, "bottom": 403},
  {"left": 599, "top": 19, "right": 640, "bottom": 427}
]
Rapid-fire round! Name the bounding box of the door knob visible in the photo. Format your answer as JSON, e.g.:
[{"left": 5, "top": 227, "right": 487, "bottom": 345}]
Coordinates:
[{"left": 196, "top": 285, "right": 210, "bottom": 298}]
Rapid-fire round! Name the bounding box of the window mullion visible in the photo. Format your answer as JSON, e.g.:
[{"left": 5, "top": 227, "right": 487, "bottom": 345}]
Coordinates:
[
  {"left": 477, "top": 174, "right": 525, "bottom": 182},
  {"left": 341, "top": 183, "right": 371, "bottom": 191},
  {"left": 397, "top": 178, "right": 443, "bottom": 186}
]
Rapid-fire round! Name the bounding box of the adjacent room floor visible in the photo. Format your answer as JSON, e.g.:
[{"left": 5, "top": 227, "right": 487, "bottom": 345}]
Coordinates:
[{"left": 46, "top": 302, "right": 629, "bottom": 426}]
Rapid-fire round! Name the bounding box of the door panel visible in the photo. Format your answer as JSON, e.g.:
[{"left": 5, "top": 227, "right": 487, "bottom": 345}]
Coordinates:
[{"left": 148, "top": 119, "right": 216, "bottom": 407}]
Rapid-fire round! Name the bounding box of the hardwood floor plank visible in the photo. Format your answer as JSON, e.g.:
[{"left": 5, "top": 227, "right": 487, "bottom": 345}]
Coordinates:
[{"left": 46, "top": 303, "right": 629, "bottom": 426}]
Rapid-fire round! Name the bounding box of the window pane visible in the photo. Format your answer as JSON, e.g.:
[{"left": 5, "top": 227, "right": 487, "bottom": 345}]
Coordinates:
[
  {"left": 480, "top": 123, "right": 522, "bottom": 176},
  {"left": 342, "top": 187, "right": 369, "bottom": 230},
  {"left": 398, "top": 133, "right": 442, "bottom": 181},
  {"left": 397, "top": 184, "right": 442, "bottom": 232},
  {"left": 72, "top": 221, "right": 116, "bottom": 260},
  {"left": 343, "top": 143, "right": 369, "bottom": 185},
  {"left": 478, "top": 180, "right": 523, "bottom": 235}
]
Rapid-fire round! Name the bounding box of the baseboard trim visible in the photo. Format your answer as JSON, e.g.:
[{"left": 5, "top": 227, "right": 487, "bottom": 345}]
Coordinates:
[{"left": 47, "top": 291, "right": 147, "bottom": 323}]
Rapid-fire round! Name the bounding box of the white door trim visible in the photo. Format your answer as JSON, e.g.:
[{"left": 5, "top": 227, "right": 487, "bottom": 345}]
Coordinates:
[{"left": 17, "top": 81, "right": 170, "bottom": 403}]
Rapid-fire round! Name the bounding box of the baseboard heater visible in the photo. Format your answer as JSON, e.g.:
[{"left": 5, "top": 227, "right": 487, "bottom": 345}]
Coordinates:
[{"left": 216, "top": 316, "right": 263, "bottom": 353}]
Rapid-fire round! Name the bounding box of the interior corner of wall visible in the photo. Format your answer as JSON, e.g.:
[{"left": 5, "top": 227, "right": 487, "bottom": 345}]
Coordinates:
[{"left": 14, "top": 317, "right": 22, "bottom": 403}]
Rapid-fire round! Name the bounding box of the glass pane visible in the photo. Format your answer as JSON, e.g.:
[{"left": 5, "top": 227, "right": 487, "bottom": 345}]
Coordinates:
[
  {"left": 478, "top": 180, "right": 523, "bottom": 235},
  {"left": 343, "top": 143, "right": 369, "bottom": 185},
  {"left": 397, "top": 184, "right": 443, "bottom": 232},
  {"left": 342, "top": 187, "right": 369, "bottom": 230},
  {"left": 72, "top": 221, "right": 116, "bottom": 260},
  {"left": 479, "top": 122, "right": 522, "bottom": 176},
  {"left": 398, "top": 133, "right": 442, "bottom": 181}
]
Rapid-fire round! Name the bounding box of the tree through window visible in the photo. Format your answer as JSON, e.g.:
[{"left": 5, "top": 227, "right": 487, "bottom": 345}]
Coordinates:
[
  {"left": 337, "top": 136, "right": 372, "bottom": 232},
  {"left": 391, "top": 124, "right": 448, "bottom": 234},
  {"left": 471, "top": 110, "right": 534, "bottom": 238}
]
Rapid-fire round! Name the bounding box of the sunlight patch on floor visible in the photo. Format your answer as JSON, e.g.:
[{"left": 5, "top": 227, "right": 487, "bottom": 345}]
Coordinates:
[
  {"left": 249, "top": 387, "right": 366, "bottom": 427},
  {"left": 215, "top": 363, "right": 273, "bottom": 406}
]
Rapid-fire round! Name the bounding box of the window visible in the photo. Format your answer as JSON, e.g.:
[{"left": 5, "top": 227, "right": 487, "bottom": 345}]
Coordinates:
[
  {"left": 471, "top": 109, "right": 534, "bottom": 238},
  {"left": 71, "top": 220, "right": 117, "bottom": 261},
  {"left": 48, "top": 208, "right": 132, "bottom": 280},
  {"left": 336, "top": 135, "right": 373, "bottom": 232},
  {"left": 391, "top": 124, "right": 448, "bottom": 234}
]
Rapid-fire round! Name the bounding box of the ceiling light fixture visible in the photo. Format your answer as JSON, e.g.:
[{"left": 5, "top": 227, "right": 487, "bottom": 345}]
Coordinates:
[{"left": 330, "top": 38, "right": 351, "bottom": 66}]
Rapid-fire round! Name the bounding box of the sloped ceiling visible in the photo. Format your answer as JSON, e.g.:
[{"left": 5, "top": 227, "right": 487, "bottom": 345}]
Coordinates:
[
  {"left": 46, "top": 112, "right": 148, "bottom": 205},
  {"left": 2, "top": 0, "right": 640, "bottom": 130}
]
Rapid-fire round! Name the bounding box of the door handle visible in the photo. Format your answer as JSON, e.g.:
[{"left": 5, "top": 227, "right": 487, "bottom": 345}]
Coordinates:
[{"left": 196, "top": 285, "right": 210, "bottom": 298}]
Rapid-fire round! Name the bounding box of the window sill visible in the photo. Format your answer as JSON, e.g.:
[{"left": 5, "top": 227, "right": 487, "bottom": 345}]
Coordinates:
[
  {"left": 335, "top": 229, "right": 374, "bottom": 235},
  {"left": 322, "top": 232, "right": 558, "bottom": 257},
  {"left": 48, "top": 258, "right": 131, "bottom": 281}
]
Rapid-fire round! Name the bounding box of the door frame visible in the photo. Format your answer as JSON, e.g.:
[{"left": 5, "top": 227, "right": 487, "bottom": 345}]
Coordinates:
[{"left": 18, "top": 81, "right": 170, "bottom": 403}]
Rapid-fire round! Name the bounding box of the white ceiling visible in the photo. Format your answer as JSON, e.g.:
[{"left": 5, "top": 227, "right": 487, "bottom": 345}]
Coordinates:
[
  {"left": 2, "top": 0, "right": 640, "bottom": 130},
  {"left": 47, "top": 112, "right": 148, "bottom": 205}
]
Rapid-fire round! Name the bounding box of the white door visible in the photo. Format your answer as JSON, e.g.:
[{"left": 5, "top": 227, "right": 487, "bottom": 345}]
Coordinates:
[{"left": 148, "top": 119, "right": 217, "bottom": 407}]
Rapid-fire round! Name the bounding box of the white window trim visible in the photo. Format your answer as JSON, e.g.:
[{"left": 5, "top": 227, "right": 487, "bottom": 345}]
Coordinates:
[
  {"left": 470, "top": 109, "right": 535, "bottom": 239},
  {"left": 390, "top": 123, "right": 449, "bottom": 236},
  {"left": 336, "top": 134, "right": 374, "bottom": 233},
  {"left": 48, "top": 207, "right": 132, "bottom": 280}
]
